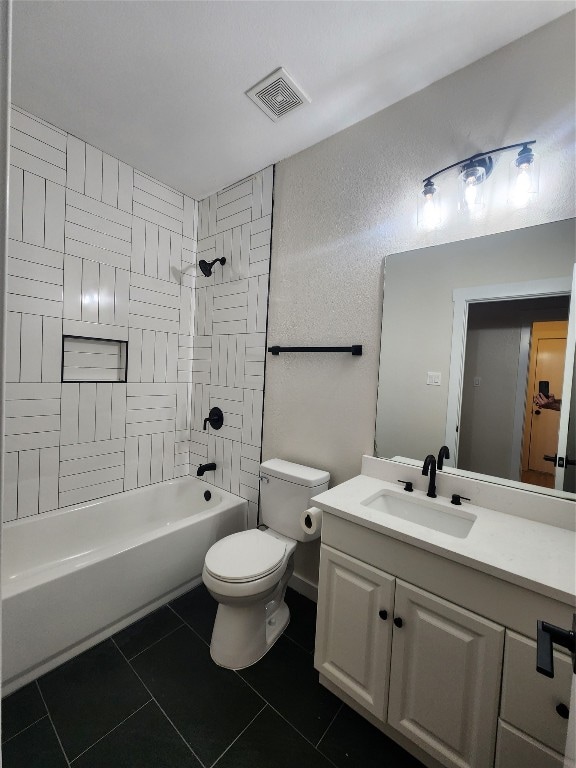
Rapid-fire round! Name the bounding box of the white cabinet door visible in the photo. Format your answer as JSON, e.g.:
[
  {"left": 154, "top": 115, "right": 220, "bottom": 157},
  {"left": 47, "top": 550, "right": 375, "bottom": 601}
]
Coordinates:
[
  {"left": 387, "top": 580, "right": 504, "bottom": 768},
  {"left": 314, "top": 546, "right": 395, "bottom": 720}
]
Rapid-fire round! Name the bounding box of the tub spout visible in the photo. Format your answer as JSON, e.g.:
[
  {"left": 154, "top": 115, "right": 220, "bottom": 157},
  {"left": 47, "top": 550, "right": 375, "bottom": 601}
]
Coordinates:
[{"left": 197, "top": 463, "right": 216, "bottom": 477}]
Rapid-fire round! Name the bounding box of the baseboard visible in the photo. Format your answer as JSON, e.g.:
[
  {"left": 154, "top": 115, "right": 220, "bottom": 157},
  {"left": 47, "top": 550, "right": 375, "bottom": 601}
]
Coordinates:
[{"left": 288, "top": 572, "right": 318, "bottom": 602}]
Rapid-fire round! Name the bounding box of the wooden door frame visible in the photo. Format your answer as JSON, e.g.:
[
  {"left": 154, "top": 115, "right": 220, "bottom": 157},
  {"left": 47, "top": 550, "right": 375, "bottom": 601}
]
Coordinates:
[
  {"left": 445, "top": 277, "right": 572, "bottom": 466},
  {"left": 521, "top": 319, "right": 568, "bottom": 474}
]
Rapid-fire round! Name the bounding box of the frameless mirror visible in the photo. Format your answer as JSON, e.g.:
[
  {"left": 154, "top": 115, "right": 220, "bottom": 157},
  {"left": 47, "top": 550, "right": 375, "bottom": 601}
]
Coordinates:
[{"left": 375, "top": 218, "right": 576, "bottom": 498}]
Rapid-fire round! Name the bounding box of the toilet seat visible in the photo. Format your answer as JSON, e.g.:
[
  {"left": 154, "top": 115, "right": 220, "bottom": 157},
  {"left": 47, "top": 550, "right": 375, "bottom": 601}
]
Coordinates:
[{"left": 204, "top": 529, "right": 287, "bottom": 583}]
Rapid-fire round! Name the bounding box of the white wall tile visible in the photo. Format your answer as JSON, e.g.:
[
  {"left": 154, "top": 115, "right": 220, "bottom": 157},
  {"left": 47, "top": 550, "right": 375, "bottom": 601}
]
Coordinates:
[
  {"left": 18, "top": 448, "right": 40, "bottom": 517},
  {"left": 118, "top": 161, "right": 134, "bottom": 213},
  {"left": 124, "top": 436, "right": 139, "bottom": 490},
  {"left": 11, "top": 107, "right": 66, "bottom": 151},
  {"left": 39, "top": 446, "right": 60, "bottom": 513},
  {"left": 19, "top": 314, "right": 43, "bottom": 382},
  {"left": 78, "top": 383, "right": 97, "bottom": 442},
  {"left": 102, "top": 153, "right": 119, "bottom": 207},
  {"left": 137, "top": 434, "right": 152, "bottom": 486},
  {"left": 85, "top": 144, "right": 103, "bottom": 201},
  {"left": 6, "top": 312, "right": 21, "bottom": 381},
  {"left": 3, "top": 452, "right": 19, "bottom": 522},
  {"left": 41, "top": 316, "right": 63, "bottom": 382},
  {"left": 66, "top": 135, "right": 86, "bottom": 193},
  {"left": 22, "top": 171, "right": 45, "bottom": 247},
  {"left": 10, "top": 239, "right": 64, "bottom": 269},
  {"left": 9, "top": 165, "right": 24, "bottom": 241},
  {"left": 44, "top": 181, "right": 65, "bottom": 252},
  {"left": 11, "top": 147, "right": 66, "bottom": 186}
]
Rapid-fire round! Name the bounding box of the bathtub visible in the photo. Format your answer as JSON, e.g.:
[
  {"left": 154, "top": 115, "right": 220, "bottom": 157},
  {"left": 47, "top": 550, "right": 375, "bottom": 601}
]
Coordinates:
[{"left": 2, "top": 476, "right": 247, "bottom": 695}]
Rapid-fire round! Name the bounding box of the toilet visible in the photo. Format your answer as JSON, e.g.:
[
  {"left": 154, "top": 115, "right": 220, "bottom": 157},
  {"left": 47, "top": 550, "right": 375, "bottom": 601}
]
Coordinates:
[{"left": 202, "top": 459, "right": 329, "bottom": 669}]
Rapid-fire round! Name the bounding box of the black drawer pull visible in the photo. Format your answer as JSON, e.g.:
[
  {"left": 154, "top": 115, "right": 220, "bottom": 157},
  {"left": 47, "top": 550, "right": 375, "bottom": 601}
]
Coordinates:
[
  {"left": 378, "top": 610, "right": 388, "bottom": 621},
  {"left": 556, "top": 703, "right": 570, "bottom": 719},
  {"left": 393, "top": 617, "right": 403, "bottom": 628}
]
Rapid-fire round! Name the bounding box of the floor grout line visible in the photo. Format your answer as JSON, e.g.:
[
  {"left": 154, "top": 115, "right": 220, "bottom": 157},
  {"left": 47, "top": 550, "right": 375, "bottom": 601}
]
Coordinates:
[
  {"left": 35, "top": 680, "right": 72, "bottom": 768},
  {"left": 167, "top": 602, "right": 213, "bottom": 648},
  {"left": 233, "top": 669, "right": 332, "bottom": 752},
  {"left": 1, "top": 713, "right": 49, "bottom": 745},
  {"left": 125, "top": 622, "right": 184, "bottom": 661},
  {"left": 282, "top": 630, "right": 314, "bottom": 656},
  {"left": 209, "top": 703, "right": 267, "bottom": 768},
  {"left": 315, "top": 702, "right": 343, "bottom": 749},
  {"left": 111, "top": 636, "right": 207, "bottom": 768},
  {"left": 69, "top": 699, "right": 153, "bottom": 763}
]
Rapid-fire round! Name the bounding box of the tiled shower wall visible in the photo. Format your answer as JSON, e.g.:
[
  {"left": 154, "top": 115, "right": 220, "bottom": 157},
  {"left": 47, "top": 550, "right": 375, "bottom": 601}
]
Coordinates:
[
  {"left": 3, "top": 105, "right": 272, "bottom": 526},
  {"left": 188, "top": 168, "right": 273, "bottom": 525}
]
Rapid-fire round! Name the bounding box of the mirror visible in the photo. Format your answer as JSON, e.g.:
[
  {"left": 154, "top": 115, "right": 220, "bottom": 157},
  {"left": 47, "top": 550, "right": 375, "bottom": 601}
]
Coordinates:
[{"left": 375, "top": 218, "right": 576, "bottom": 498}]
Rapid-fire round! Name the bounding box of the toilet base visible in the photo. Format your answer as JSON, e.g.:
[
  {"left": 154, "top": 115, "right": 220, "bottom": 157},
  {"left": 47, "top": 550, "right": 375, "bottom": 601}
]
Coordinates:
[{"left": 210, "top": 598, "right": 290, "bottom": 670}]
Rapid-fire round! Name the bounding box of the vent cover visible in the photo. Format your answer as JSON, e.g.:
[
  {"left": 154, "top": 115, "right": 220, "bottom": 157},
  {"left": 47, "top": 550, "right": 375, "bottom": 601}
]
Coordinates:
[{"left": 246, "top": 67, "right": 310, "bottom": 122}]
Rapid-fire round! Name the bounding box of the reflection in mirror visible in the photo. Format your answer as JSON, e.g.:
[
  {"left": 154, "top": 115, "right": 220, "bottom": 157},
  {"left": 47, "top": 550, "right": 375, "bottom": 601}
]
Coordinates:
[{"left": 375, "top": 218, "right": 576, "bottom": 499}]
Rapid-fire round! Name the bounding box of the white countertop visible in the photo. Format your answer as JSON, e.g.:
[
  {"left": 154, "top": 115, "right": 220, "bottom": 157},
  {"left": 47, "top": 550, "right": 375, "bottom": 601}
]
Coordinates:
[{"left": 312, "top": 474, "right": 576, "bottom": 605}]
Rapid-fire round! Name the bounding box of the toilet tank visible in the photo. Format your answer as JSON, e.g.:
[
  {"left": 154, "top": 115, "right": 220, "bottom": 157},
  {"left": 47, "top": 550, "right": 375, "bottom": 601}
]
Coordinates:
[{"left": 259, "top": 459, "right": 330, "bottom": 541}]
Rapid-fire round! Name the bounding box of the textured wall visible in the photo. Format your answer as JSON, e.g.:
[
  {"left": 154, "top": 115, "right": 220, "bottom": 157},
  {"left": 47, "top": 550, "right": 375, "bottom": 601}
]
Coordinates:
[
  {"left": 3, "top": 105, "right": 271, "bottom": 523},
  {"left": 263, "top": 16, "right": 576, "bottom": 585}
]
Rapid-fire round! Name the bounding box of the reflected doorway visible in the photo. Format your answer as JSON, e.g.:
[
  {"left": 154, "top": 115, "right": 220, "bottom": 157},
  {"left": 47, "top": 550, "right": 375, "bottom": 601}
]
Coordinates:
[{"left": 458, "top": 296, "right": 570, "bottom": 487}]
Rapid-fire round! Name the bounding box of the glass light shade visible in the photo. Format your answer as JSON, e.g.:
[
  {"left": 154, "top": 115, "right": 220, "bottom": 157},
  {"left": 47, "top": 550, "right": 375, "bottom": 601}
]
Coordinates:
[
  {"left": 458, "top": 165, "right": 486, "bottom": 218},
  {"left": 417, "top": 183, "right": 442, "bottom": 230},
  {"left": 509, "top": 152, "right": 539, "bottom": 208}
]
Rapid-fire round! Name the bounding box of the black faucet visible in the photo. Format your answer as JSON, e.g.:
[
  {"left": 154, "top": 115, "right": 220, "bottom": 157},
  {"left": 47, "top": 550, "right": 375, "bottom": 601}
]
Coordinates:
[
  {"left": 437, "top": 445, "right": 450, "bottom": 470},
  {"left": 422, "top": 455, "right": 437, "bottom": 498},
  {"left": 197, "top": 462, "right": 216, "bottom": 477}
]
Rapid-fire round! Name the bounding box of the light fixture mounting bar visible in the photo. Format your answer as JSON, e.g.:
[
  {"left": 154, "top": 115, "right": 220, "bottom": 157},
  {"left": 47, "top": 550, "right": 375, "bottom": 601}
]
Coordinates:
[{"left": 422, "top": 140, "right": 536, "bottom": 184}]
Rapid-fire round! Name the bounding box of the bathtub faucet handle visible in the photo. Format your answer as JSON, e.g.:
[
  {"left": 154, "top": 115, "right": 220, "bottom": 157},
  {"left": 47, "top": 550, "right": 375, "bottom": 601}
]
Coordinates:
[{"left": 203, "top": 407, "right": 224, "bottom": 431}]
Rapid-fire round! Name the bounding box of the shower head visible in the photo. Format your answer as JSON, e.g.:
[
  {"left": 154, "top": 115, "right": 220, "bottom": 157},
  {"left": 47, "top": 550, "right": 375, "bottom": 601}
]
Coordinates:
[{"left": 199, "top": 257, "right": 226, "bottom": 277}]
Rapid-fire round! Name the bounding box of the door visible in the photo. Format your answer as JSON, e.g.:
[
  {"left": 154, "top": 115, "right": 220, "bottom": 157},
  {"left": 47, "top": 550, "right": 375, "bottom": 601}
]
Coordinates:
[
  {"left": 522, "top": 320, "right": 568, "bottom": 480},
  {"left": 556, "top": 264, "right": 576, "bottom": 492},
  {"left": 314, "top": 546, "right": 395, "bottom": 720},
  {"left": 387, "top": 580, "right": 504, "bottom": 768}
]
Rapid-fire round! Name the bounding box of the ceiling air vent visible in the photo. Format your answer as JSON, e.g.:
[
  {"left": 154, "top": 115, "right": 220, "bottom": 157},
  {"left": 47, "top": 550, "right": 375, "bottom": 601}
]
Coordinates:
[{"left": 246, "top": 67, "right": 310, "bottom": 122}]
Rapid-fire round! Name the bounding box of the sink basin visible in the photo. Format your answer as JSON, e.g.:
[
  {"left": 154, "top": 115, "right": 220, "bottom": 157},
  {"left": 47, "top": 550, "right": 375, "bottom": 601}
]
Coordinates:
[{"left": 362, "top": 492, "right": 476, "bottom": 538}]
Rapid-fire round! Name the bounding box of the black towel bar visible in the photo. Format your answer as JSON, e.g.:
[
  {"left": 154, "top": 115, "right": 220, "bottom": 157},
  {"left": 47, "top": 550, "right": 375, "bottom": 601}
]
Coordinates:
[{"left": 268, "top": 345, "right": 362, "bottom": 356}]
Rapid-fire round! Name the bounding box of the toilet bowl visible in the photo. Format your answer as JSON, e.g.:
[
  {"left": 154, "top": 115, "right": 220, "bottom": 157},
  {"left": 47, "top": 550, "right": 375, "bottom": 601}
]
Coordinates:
[{"left": 202, "top": 459, "right": 329, "bottom": 669}]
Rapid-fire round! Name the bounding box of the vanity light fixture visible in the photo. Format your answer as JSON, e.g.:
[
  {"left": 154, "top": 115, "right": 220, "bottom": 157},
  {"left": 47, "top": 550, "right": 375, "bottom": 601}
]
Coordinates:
[{"left": 418, "top": 141, "right": 538, "bottom": 229}]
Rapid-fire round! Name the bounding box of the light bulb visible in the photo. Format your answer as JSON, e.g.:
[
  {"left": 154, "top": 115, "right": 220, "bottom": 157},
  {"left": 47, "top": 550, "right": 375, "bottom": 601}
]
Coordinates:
[
  {"left": 458, "top": 164, "right": 486, "bottom": 217},
  {"left": 509, "top": 146, "right": 539, "bottom": 209},
  {"left": 464, "top": 178, "right": 478, "bottom": 210},
  {"left": 417, "top": 181, "right": 441, "bottom": 230}
]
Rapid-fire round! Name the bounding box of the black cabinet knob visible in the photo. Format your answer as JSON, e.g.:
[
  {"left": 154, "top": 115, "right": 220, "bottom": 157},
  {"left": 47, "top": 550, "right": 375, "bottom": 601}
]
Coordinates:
[
  {"left": 378, "top": 610, "right": 388, "bottom": 621},
  {"left": 556, "top": 703, "right": 570, "bottom": 719},
  {"left": 393, "top": 617, "right": 403, "bottom": 628}
]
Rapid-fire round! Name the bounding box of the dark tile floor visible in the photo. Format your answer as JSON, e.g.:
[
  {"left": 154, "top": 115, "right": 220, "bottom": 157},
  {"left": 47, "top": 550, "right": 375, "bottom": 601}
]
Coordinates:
[{"left": 2, "top": 585, "right": 425, "bottom": 768}]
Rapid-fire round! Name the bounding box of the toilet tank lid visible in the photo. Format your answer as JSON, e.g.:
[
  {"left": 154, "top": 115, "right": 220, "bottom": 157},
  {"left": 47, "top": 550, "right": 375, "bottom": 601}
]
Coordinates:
[{"left": 260, "top": 459, "right": 329, "bottom": 487}]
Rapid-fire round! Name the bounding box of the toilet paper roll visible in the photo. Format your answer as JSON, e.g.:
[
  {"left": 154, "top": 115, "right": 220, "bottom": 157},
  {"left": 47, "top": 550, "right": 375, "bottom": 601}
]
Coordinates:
[{"left": 300, "top": 506, "right": 323, "bottom": 536}]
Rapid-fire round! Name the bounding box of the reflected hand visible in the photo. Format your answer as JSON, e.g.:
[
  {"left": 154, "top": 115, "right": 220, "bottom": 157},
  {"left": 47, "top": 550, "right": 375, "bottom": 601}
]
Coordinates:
[{"left": 533, "top": 393, "right": 561, "bottom": 411}]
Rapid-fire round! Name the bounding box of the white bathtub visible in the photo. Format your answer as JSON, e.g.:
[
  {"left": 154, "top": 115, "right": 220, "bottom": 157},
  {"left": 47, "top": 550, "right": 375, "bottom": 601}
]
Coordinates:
[{"left": 2, "top": 476, "right": 247, "bottom": 694}]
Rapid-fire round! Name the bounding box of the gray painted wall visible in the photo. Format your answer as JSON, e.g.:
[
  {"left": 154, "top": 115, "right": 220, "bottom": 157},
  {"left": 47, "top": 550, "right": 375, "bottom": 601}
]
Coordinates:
[{"left": 263, "top": 15, "right": 576, "bottom": 587}]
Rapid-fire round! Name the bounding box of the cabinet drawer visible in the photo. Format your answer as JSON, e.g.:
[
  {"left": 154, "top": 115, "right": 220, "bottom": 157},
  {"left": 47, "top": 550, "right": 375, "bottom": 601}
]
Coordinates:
[
  {"left": 495, "top": 721, "right": 564, "bottom": 768},
  {"left": 500, "top": 631, "right": 571, "bottom": 753}
]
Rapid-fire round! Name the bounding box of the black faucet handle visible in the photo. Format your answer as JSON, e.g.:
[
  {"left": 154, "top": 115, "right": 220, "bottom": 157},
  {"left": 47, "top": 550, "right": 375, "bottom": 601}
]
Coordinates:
[
  {"left": 397, "top": 480, "right": 414, "bottom": 492},
  {"left": 203, "top": 407, "right": 224, "bottom": 431},
  {"left": 450, "top": 494, "right": 471, "bottom": 505}
]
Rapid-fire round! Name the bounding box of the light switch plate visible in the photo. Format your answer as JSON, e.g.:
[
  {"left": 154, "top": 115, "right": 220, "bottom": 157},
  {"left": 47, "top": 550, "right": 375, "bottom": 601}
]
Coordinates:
[{"left": 426, "top": 372, "right": 441, "bottom": 386}]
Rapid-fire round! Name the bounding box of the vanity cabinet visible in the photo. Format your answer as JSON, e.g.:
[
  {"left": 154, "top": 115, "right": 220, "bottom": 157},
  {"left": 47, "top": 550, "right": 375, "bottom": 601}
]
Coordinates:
[
  {"left": 494, "top": 631, "right": 572, "bottom": 767},
  {"left": 315, "top": 545, "right": 504, "bottom": 768},
  {"left": 315, "top": 547, "right": 395, "bottom": 719},
  {"left": 315, "top": 537, "right": 573, "bottom": 768}
]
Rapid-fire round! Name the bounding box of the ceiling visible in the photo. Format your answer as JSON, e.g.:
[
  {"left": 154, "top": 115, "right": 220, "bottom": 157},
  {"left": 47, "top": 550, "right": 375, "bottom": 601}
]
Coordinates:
[{"left": 11, "top": 1, "right": 575, "bottom": 200}]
